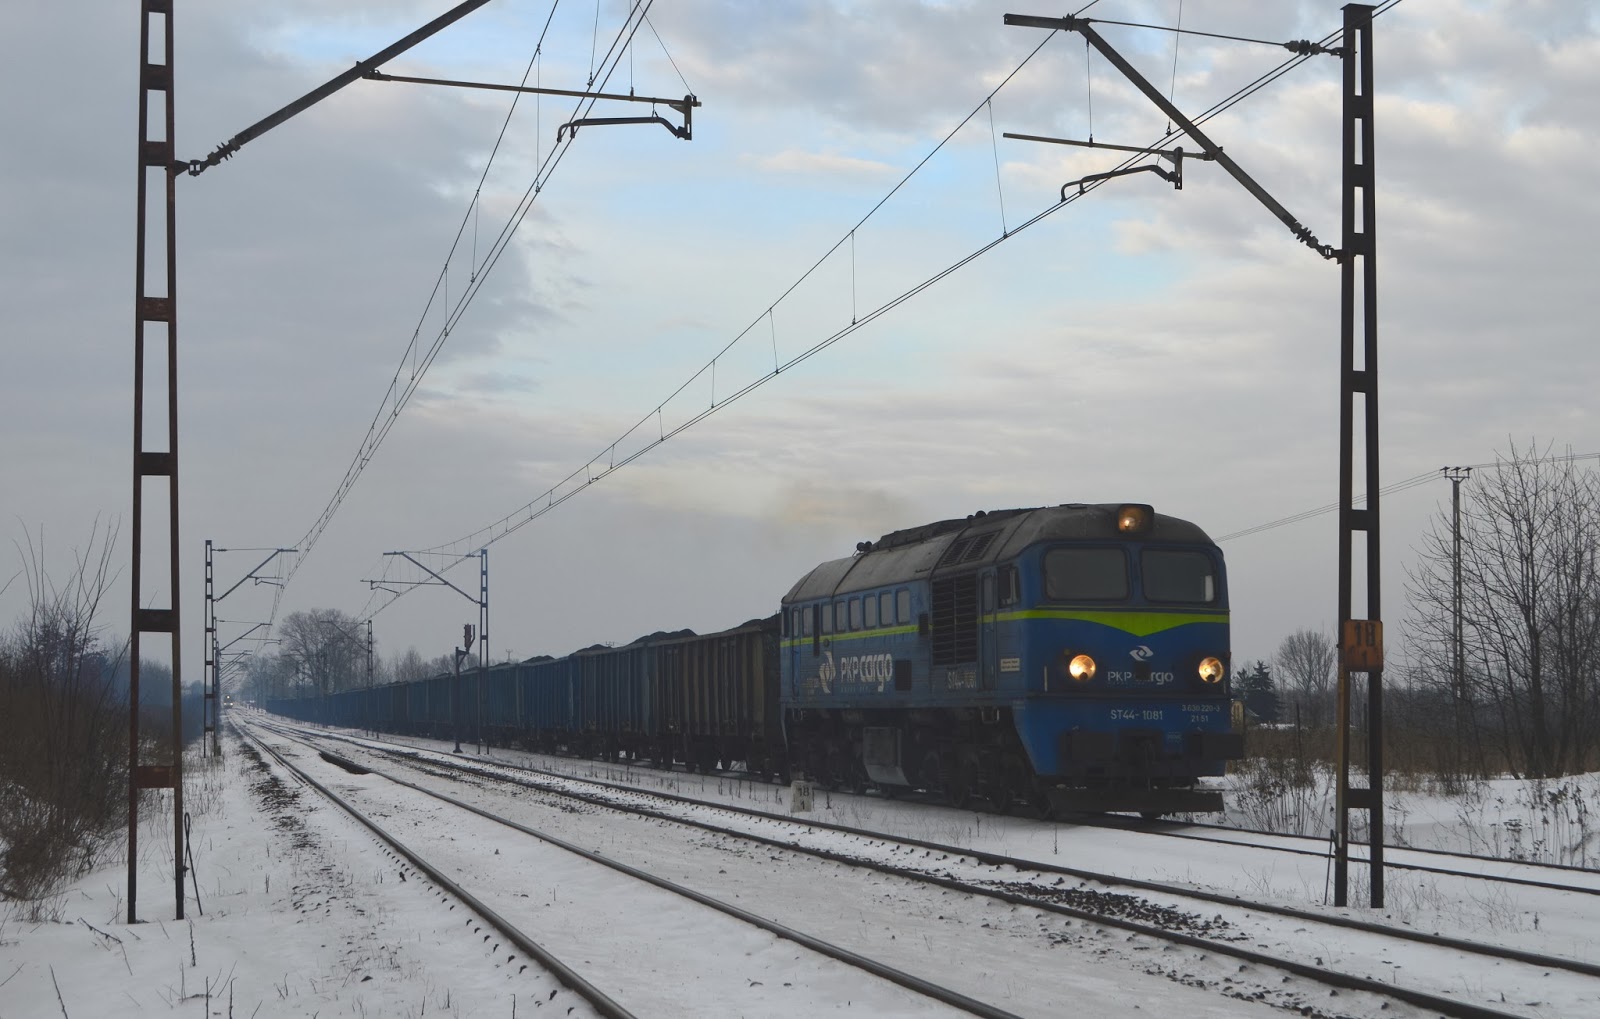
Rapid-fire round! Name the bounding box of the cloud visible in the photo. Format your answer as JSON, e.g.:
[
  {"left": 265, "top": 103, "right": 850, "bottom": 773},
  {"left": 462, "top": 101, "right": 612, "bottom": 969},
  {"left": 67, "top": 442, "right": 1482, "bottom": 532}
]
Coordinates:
[
  {"left": 741, "top": 148, "right": 896, "bottom": 178},
  {"left": 4, "top": 0, "right": 1597, "bottom": 675}
]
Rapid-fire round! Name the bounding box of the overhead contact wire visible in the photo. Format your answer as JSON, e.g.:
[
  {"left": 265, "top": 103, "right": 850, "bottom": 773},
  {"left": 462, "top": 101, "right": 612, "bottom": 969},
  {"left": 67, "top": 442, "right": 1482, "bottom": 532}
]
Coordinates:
[
  {"left": 355, "top": 2, "right": 658, "bottom": 610},
  {"left": 284, "top": 0, "right": 568, "bottom": 589},
  {"left": 289, "top": 1, "right": 651, "bottom": 604},
  {"left": 381, "top": 1, "right": 1405, "bottom": 603}
]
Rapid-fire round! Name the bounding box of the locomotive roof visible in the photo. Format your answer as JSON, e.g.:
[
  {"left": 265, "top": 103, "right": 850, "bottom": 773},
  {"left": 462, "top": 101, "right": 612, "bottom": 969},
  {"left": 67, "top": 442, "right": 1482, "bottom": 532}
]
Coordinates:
[{"left": 781, "top": 503, "right": 1216, "bottom": 604}]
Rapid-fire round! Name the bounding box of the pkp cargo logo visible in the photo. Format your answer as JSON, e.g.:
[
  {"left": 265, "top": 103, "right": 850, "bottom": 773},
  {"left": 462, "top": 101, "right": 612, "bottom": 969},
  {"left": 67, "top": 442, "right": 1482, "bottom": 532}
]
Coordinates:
[
  {"left": 1129, "top": 645, "right": 1154, "bottom": 661},
  {"left": 818, "top": 649, "right": 836, "bottom": 692}
]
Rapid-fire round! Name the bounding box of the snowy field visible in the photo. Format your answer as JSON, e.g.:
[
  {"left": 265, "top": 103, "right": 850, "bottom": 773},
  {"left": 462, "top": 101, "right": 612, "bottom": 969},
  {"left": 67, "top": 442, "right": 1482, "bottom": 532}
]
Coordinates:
[{"left": 2, "top": 712, "right": 1598, "bottom": 1018}]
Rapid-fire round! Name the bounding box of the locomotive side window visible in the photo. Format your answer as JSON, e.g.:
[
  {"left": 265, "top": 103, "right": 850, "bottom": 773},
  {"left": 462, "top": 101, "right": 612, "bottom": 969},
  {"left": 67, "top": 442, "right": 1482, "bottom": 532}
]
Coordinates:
[
  {"left": 880, "top": 591, "right": 894, "bottom": 626},
  {"left": 849, "top": 597, "right": 863, "bottom": 631},
  {"left": 864, "top": 593, "right": 878, "bottom": 628},
  {"left": 981, "top": 573, "right": 995, "bottom": 613},
  {"left": 998, "top": 565, "right": 1020, "bottom": 607},
  {"left": 1142, "top": 550, "right": 1218, "bottom": 604},
  {"left": 821, "top": 602, "right": 834, "bottom": 635},
  {"left": 1043, "top": 547, "right": 1129, "bottom": 601},
  {"left": 801, "top": 607, "right": 813, "bottom": 636},
  {"left": 896, "top": 589, "right": 911, "bottom": 624}
]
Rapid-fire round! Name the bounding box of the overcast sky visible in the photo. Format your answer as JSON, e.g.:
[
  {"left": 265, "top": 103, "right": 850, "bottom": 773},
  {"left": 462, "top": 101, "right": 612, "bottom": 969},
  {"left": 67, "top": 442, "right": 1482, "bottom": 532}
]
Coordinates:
[{"left": 2, "top": 0, "right": 1596, "bottom": 686}]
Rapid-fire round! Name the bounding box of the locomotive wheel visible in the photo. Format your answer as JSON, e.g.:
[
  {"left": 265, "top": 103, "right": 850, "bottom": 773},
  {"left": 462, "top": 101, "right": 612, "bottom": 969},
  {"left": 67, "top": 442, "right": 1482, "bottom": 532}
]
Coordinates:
[
  {"left": 823, "top": 743, "right": 862, "bottom": 793},
  {"left": 845, "top": 757, "right": 869, "bottom": 796},
  {"left": 813, "top": 747, "right": 840, "bottom": 791},
  {"left": 989, "top": 754, "right": 1031, "bottom": 816},
  {"left": 916, "top": 750, "right": 944, "bottom": 798},
  {"left": 1019, "top": 781, "right": 1054, "bottom": 820},
  {"left": 946, "top": 753, "right": 976, "bottom": 810}
]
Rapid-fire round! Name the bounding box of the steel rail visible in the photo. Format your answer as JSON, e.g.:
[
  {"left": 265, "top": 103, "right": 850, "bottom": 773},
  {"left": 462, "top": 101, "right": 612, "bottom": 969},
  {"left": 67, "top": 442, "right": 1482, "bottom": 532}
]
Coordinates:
[
  {"left": 251, "top": 721, "right": 1024, "bottom": 1019},
  {"left": 234, "top": 722, "right": 637, "bottom": 1019},
  {"left": 277, "top": 718, "right": 1600, "bottom": 900},
  {"left": 262, "top": 720, "right": 1589, "bottom": 1014}
]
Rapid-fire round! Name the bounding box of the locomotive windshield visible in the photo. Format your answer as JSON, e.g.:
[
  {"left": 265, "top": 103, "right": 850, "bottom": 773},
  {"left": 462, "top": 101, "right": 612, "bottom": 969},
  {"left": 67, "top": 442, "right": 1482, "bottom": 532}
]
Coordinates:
[
  {"left": 1141, "top": 549, "right": 1219, "bottom": 605},
  {"left": 1042, "top": 547, "right": 1128, "bottom": 601}
]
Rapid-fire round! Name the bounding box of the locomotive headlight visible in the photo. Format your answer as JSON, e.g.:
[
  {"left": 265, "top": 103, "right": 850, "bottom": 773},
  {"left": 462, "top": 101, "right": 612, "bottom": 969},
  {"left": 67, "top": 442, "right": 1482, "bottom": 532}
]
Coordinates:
[
  {"left": 1068, "top": 654, "right": 1097, "bottom": 681},
  {"left": 1116, "top": 504, "right": 1154, "bottom": 534},
  {"left": 1198, "top": 657, "right": 1225, "bottom": 684}
]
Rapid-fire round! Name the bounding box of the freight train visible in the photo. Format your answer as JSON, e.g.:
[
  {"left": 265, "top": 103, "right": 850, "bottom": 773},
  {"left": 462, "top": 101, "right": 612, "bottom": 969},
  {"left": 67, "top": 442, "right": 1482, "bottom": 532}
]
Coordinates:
[{"left": 269, "top": 503, "right": 1243, "bottom": 815}]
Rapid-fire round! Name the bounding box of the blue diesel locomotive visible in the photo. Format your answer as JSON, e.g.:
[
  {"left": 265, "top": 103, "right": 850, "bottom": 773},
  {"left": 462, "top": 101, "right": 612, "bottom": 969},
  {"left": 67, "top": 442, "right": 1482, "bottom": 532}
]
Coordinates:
[
  {"left": 779, "top": 503, "right": 1242, "bottom": 814},
  {"left": 269, "top": 502, "right": 1242, "bottom": 815}
]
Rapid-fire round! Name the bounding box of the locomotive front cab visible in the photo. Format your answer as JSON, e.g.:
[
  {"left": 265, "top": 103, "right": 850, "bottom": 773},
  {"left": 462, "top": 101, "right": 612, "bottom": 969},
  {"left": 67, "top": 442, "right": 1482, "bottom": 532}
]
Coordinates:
[{"left": 1009, "top": 505, "right": 1243, "bottom": 813}]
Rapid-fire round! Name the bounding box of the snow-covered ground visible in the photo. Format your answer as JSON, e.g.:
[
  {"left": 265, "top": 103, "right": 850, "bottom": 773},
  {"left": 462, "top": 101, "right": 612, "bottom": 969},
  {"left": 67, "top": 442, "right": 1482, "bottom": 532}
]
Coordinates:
[
  {"left": 1, "top": 731, "right": 607, "bottom": 1019},
  {"left": 3, "top": 711, "right": 1599, "bottom": 1018}
]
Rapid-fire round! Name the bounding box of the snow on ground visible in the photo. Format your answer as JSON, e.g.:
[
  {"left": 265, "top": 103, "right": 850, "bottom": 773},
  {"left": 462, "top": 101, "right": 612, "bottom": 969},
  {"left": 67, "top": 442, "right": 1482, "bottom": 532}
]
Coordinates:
[
  {"left": 1217, "top": 761, "right": 1600, "bottom": 869},
  {"left": 267, "top": 718, "right": 1600, "bottom": 1017},
  {"left": 271, "top": 728, "right": 1316, "bottom": 1018},
  {"left": 322, "top": 719, "right": 1600, "bottom": 955},
  {"left": 1, "top": 731, "right": 603, "bottom": 1019},
  {"left": 4, "top": 711, "right": 1599, "bottom": 1018}
]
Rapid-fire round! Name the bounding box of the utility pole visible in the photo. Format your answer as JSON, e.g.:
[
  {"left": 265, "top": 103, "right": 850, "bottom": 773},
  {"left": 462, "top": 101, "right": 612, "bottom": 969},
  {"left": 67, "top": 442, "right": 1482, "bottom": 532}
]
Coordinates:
[
  {"left": 128, "top": 0, "right": 184, "bottom": 925},
  {"left": 454, "top": 623, "right": 474, "bottom": 754},
  {"left": 205, "top": 545, "right": 294, "bottom": 758},
  {"left": 366, "top": 617, "right": 375, "bottom": 736},
  {"left": 1444, "top": 466, "right": 1472, "bottom": 771},
  {"left": 1332, "top": 5, "right": 1383, "bottom": 909},
  {"left": 478, "top": 552, "right": 489, "bottom": 754},
  {"left": 1002, "top": 6, "right": 1383, "bottom": 905}
]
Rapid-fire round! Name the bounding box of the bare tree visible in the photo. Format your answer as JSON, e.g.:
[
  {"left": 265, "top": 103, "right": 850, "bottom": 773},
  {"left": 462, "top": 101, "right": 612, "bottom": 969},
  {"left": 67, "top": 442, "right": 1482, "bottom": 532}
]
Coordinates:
[
  {"left": 1275, "top": 628, "right": 1337, "bottom": 729},
  {"left": 389, "top": 646, "right": 434, "bottom": 684},
  {"left": 1407, "top": 443, "right": 1600, "bottom": 777},
  {"left": 276, "top": 608, "right": 368, "bottom": 696}
]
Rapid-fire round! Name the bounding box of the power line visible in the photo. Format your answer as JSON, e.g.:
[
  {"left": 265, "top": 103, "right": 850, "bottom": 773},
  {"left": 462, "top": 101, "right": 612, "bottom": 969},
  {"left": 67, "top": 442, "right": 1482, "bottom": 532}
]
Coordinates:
[
  {"left": 354, "top": 2, "right": 1391, "bottom": 616},
  {"left": 280, "top": 1, "right": 654, "bottom": 596},
  {"left": 1214, "top": 449, "right": 1600, "bottom": 543}
]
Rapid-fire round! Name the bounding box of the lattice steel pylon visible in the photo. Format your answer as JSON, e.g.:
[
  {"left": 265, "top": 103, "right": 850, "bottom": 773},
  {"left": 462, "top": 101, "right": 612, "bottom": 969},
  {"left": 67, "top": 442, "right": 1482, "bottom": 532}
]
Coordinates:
[
  {"left": 1333, "top": 3, "right": 1382, "bottom": 909},
  {"left": 129, "top": 0, "right": 185, "bottom": 923},
  {"left": 1001, "top": 4, "right": 1384, "bottom": 906}
]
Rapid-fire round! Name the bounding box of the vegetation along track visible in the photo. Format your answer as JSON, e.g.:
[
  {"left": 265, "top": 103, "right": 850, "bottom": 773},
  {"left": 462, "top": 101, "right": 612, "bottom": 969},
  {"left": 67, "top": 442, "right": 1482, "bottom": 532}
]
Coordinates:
[
  {"left": 1083, "top": 813, "right": 1600, "bottom": 894},
  {"left": 260, "top": 718, "right": 1588, "bottom": 1019},
  {"left": 242, "top": 719, "right": 1027, "bottom": 1019}
]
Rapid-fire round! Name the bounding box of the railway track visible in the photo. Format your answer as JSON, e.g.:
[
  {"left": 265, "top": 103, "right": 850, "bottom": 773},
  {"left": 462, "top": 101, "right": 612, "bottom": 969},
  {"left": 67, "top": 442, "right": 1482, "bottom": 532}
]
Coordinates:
[
  {"left": 299, "top": 716, "right": 1599, "bottom": 886},
  {"left": 238, "top": 719, "right": 1028, "bottom": 1018},
  {"left": 258, "top": 716, "right": 1598, "bottom": 1019},
  {"left": 273, "top": 717, "right": 1600, "bottom": 900},
  {"left": 1081, "top": 813, "right": 1600, "bottom": 897}
]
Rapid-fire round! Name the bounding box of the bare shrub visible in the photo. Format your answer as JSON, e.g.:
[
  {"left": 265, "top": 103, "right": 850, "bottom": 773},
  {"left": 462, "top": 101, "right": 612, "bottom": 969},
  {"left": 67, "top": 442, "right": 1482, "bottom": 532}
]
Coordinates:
[
  {"left": 1230, "top": 725, "right": 1327, "bottom": 835},
  {"left": 0, "top": 523, "right": 130, "bottom": 902}
]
